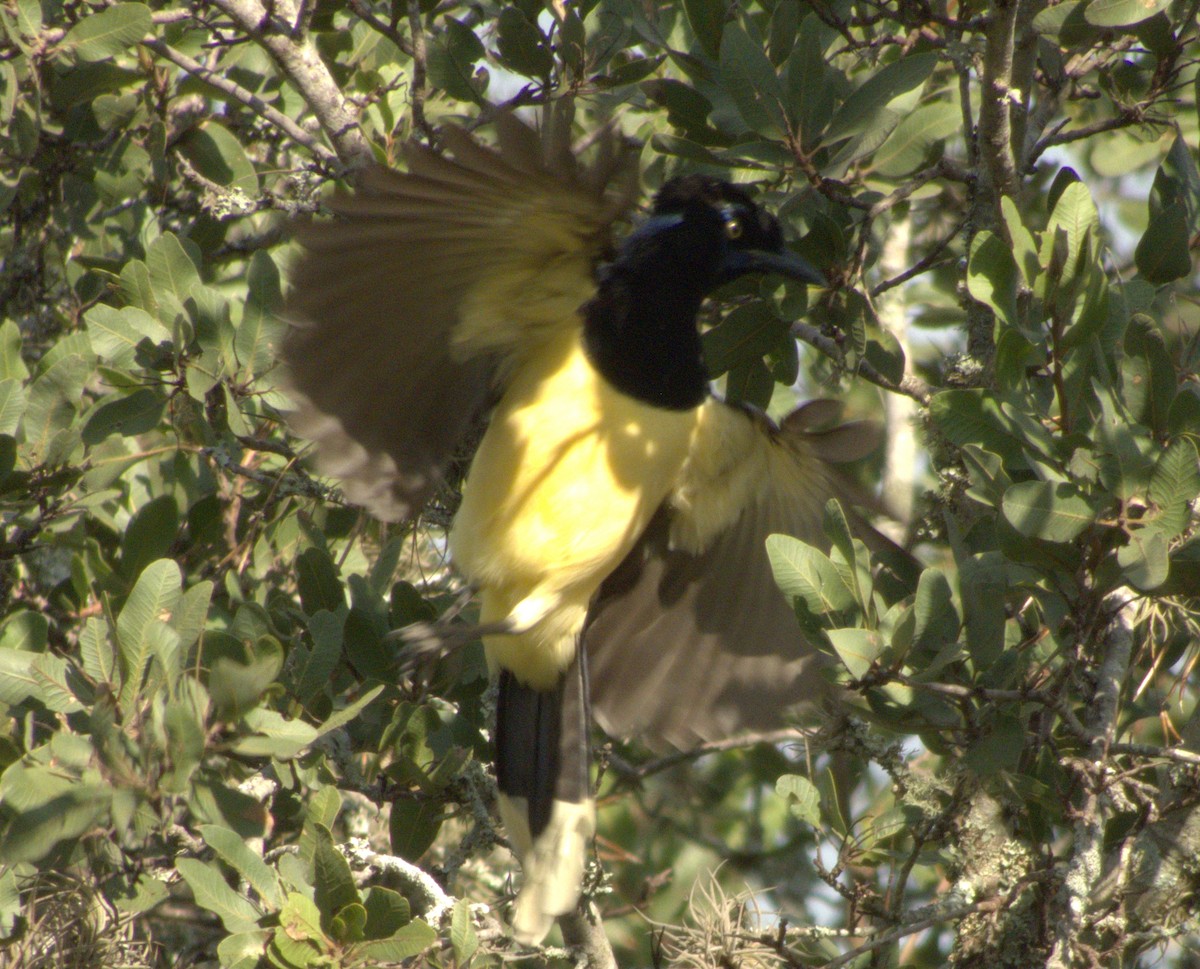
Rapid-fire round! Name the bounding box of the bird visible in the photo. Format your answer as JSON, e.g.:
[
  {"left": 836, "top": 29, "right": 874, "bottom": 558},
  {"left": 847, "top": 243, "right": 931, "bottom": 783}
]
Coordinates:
[{"left": 282, "top": 102, "right": 879, "bottom": 944}]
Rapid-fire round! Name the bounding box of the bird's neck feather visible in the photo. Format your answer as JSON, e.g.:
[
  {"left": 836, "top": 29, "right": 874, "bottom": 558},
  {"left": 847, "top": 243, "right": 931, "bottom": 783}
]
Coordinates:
[{"left": 582, "top": 255, "right": 711, "bottom": 411}]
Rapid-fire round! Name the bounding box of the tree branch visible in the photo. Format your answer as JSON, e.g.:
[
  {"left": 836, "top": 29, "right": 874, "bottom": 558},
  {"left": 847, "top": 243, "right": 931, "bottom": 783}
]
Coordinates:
[
  {"left": 1045, "top": 595, "right": 1136, "bottom": 969},
  {"left": 204, "top": 0, "right": 372, "bottom": 169},
  {"left": 792, "top": 322, "right": 933, "bottom": 404},
  {"left": 559, "top": 902, "right": 618, "bottom": 969}
]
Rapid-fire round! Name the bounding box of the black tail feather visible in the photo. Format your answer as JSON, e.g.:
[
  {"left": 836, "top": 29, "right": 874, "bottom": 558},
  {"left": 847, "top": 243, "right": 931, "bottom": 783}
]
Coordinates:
[
  {"left": 494, "top": 649, "right": 594, "bottom": 942},
  {"left": 495, "top": 649, "right": 592, "bottom": 833}
]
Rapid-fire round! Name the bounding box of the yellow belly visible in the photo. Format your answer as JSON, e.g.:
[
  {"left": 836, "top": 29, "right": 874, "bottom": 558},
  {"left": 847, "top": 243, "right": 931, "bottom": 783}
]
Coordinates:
[{"left": 449, "top": 330, "right": 699, "bottom": 687}]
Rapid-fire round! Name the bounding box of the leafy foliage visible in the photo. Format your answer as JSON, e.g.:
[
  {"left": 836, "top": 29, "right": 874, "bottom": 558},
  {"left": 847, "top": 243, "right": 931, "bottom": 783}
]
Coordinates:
[{"left": 1, "top": 1, "right": 1198, "bottom": 968}]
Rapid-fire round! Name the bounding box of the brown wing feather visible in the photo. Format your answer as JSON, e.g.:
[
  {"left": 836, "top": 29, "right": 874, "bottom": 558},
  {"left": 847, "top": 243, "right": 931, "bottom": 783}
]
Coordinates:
[
  {"left": 583, "top": 400, "right": 876, "bottom": 751},
  {"left": 283, "top": 108, "right": 636, "bottom": 521}
]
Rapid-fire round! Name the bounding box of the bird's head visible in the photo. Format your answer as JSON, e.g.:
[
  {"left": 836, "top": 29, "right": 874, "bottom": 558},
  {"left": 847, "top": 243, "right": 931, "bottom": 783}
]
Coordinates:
[{"left": 627, "top": 175, "right": 824, "bottom": 291}]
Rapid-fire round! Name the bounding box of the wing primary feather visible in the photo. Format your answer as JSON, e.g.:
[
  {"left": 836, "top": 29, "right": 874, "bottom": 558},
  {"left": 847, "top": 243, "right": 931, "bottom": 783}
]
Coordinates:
[{"left": 282, "top": 108, "right": 636, "bottom": 522}]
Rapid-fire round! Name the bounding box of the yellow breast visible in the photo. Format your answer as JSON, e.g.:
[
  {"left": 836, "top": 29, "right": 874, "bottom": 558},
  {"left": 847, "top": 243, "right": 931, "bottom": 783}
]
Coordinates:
[{"left": 449, "top": 329, "right": 699, "bottom": 686}]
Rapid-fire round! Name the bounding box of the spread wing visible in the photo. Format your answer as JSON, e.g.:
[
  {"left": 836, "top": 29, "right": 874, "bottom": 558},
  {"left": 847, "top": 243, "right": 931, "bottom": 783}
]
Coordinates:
[
  {"left": 283, "top": 104, "right": 637, "bottom": 521},
  {"left": 582, "top": 400, "right": 882, "bottom": 751}
]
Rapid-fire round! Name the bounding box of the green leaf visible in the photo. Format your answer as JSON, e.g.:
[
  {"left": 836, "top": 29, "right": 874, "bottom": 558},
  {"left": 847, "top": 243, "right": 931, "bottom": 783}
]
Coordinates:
[
  {"left": 766, "top": 534, "right": 856, "bottom": 615},
  {"left": 177, "top": 121, "right": 259, "bottom": 195},
  {"left": 145, "top": 232, "right": 200, "bottom": 326},
  {"left": 702, "top": 302, "right": 788, "bottom": 376},
  {"left": 1117, "top": 529, "right": 1169, "bottom": 591},
  {"left": 871, "top": 99, "right": 959, "bottom": 177},
  {"left": 279, "top": 891, "right": 325, "bottom": 944},
  {"left": 0, "top": 320, "right": 28, "bottom": 381},
  {"left": 911, "top": 568, "right": 960, "bottom": 656},
  {"left": 312, "top": 824, "right": 359, "bottom": 930},
  {"left": 720, "top": 20, "right": 786, "bottom": 138},
  {"left": 295, "top": 610, "right": 344, "bottom": 705},
  {"left": 963, "top": 714, "right": 1025, "bottom": 775},
  {"left": 1085, "top": 0, "right": 1170, "bottom": 27},
  {"left": 782, "top": 14, "right": 834, "bottom": 142},
  {"left": 331, "top": 902, "right": 367, "bottom": 945},
  {"left": 449, "top": 898, "right": 478, "bottom": 962},
  {"left": 827, "top": 628, "right": 884, "bottom": 679},
  {"left": 0, "top": 769, "right": 111, "bottom": 863},
  {"left": 1135, "top": 203, "right": 1191, "bottom": 283},
  {"left": 161, "top": 683, "right": 208, "bottom": 793},
  {"left": 61, "top": 4, "right": 151, "bottom": 62},
  {"left": 388, "top": 799, "right": 443, "bottom": 863},
  {"left": 959, "top": 552, "right": 1008, "bottom": 670},
  {"left": 79, "top": 617, "right": 116, "bottom": 684},
  {"left": 929, "top": 390, "right": 1027, "bottom": 469},
  {"left": 967, "top": 231, "right": 1019, "bottom": 327},
  {"left": 116, "top": 559, "right": 182, "bottom": 704},
  {"left": 200, "top": 824, "right": 282, "bottom": 908},
  {"left": 314, "top": 685, "right": 385, "bottom": 740},
  {"left": 961, "top": 444, "right": 1013, "bottom": 508},
  {"left": 28, "top": 652, "right": 85, "bottom": 712},
  {"left": 188, "top": 778, "right": 268, "bottom": 840},
  {"left": 1000, "top": 196, "right": 1040, "bottom": 285},
  {"left": 172, "top": 580, "right": 213, "bottom": 652},
  {"left": 24, "top": 352, "right": 91, "bottom": 464},
  {"left": 300, "top": 787, "right": 342, "bottom": 862},
  {"left": 296, "top": 548, "right": 344, "bottom": 615},
  {"left": 0, "top": 610, "right": 48, "bottom": 653},
  {"left": 177, "top": 858, "right": 262, "bottom": 933},
  {"left": 1168, "top": 385, "right": 1200, "bottom": 438},
  {"left": 723, "top": 355, "right": 774, "bottom": 409},
  {"left": 85, "top": 305, "right": 170, "bottom": 367},
  {"left": 823, "top": 499, "right": 865, "bottom": 611},
  {"left": 1148, "top": 439, "right": 1200, "bottom": 538},
  {"left": 0, "top": 379, "right": 26, "bottom": 436},
  {"left": 362, "top": 887, "right": 412, "bottom": 940},
  {"left": 495, "top": 8, "right": 552, "bottom": 79},
  {"left": 210, "top": 639, "right": 284, "bottom": 723},
  {"left": 0, "top": 651, "right": 58, "bottom": 709},
  {"left": 1041, "top": 180, "right": 1099, "bottom": 290},
  {"left": 217, "top": 931, "right": 270, "bottom": 969},
  {"left": 775, "top": 773, "right": 820, "bottom": 827},
  {"left": 825, "top": 52, "right": 937, "bottom": 144},
  {"left": 1002, "top": 481, "right": 1094, "bottom": 542},
  {"left": 684, "top": 0, "right": 726, "bottom": 58},
  {"left": 353, "top": 921, "right": 437, "bottom": 962},
  {"left": 237, "top": 250, "right": 284, "bottom": 378},
  {"left": 82, "top": 388, "right": 165, "bottom": 445},
  {"left": 120, "top": 496, "right": 180, "bottom": 580},
  {"left": 426, "top": 18, "right": 486, "bottom": 104}
]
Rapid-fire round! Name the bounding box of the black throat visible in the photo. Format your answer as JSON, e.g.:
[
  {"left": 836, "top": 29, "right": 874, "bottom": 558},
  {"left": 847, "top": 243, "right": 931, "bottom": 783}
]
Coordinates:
[{"left": 582, "top": 228, "right": 714, "bottom": 411}]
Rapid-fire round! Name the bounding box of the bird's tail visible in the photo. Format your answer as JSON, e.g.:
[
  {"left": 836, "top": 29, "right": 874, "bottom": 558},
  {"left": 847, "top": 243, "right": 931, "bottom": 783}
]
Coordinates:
[{"left": 494, "top": 650, "right": 594, "bottom": 944}]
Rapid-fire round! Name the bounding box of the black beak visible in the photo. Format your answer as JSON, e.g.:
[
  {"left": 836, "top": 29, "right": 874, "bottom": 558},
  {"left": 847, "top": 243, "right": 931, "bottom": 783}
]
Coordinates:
[{"left": 743, "top": 248, "right": 826, "bottom": 285}]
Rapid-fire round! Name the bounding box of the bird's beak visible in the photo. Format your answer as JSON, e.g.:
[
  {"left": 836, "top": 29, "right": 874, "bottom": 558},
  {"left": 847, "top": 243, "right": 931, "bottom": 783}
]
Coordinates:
[{"left": 743, "top": 248, "right": 826, "bottom": 285}]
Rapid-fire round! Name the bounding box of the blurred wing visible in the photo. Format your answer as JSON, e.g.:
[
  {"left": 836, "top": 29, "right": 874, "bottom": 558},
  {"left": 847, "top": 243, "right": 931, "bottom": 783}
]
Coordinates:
[
  {"left": 583, "top": 400, "right": 879, "bottom": 751},
  {"left": 284, "top": 104, "right": 637, "bottom": 520}
]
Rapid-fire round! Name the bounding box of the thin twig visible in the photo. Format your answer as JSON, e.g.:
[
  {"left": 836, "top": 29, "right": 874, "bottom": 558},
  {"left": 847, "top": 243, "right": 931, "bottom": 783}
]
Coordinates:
[
  {"left": 870, "top": 216, "right": 967, "bottom": 298},
  {"left": 604, "top": 728, "right": 824, "bottom": 784},
  {"left": 407, "top": 0, "right": 434, "bottom": 143},
  {"left": 142, "top": 36, "right": 336, "bottom": 165},
  {"left": 792, "top": 322, "right": 933, "bottom": 404}
]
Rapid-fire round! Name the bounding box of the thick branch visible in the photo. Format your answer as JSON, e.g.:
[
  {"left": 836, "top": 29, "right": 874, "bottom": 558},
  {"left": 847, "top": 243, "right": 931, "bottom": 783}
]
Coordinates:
[
  {"left": 559, "top": 903, "right": 618, "bottom": 969},
  {"left": 1045, "top": 596, "right": 1135, "bottom": 969},
  {"left": 978, "top": 1, "right": 1020, "bottom": 203},
  {"left": 205, "top": 0, "right": 372, "bottom": 169}
]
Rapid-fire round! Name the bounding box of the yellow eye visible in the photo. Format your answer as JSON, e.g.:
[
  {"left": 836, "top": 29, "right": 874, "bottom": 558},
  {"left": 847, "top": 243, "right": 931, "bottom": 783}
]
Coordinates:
[{"left": 724, "top": 217, "right": 743, "bottom": 240}]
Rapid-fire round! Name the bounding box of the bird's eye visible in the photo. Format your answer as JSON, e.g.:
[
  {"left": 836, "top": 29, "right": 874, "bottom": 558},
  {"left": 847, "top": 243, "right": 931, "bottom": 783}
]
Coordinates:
[{"left": 724, "top": 217, "right": 744, "bottom": 240}]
